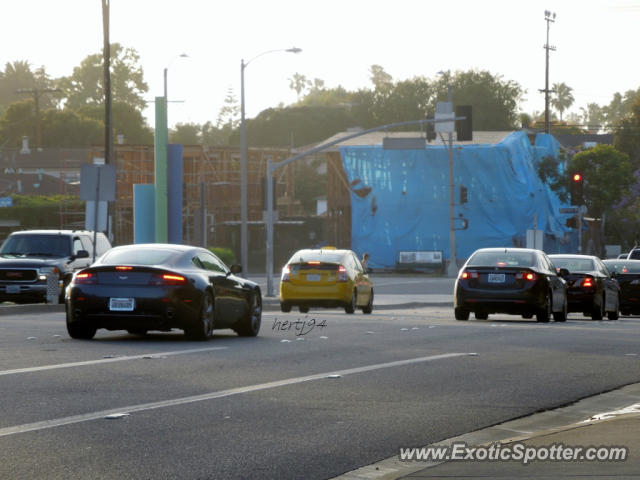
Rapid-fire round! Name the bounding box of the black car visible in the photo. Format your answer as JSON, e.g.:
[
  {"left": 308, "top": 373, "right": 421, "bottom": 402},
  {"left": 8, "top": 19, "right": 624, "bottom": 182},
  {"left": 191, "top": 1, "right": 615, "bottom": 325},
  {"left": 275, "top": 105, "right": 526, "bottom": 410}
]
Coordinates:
[
  {"left": 0, "top": 230, "right": 112, "bottom": 304},
  {"left": 603, "top": 258, "right": 640, "bottom": 316},
  {"left": 454, "top": 247, "right": 568, "bottom": 322},
  {"left": 65, "top": 244, "right": 262, "bottom": 340},
  {"left": 548, "top": 254, "right": 619, "bottom": 320}
]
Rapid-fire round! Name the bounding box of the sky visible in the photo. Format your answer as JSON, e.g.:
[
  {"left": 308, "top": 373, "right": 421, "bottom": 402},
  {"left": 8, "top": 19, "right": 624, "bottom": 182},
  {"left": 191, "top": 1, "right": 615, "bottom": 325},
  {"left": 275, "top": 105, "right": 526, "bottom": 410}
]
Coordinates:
[{"left": 2, "top": 0, "right": 640, "bottom": 129}]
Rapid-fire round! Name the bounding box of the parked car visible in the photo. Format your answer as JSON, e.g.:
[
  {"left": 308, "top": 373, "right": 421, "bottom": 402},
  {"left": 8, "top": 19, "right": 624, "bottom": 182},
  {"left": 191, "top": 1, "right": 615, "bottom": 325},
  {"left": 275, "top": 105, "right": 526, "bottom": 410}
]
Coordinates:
[
  {"left": 454, "top": 247, "right": 568, "bottom": 322},
  {"left": 0, "top": 229, "right": 111, "bottom": 304},
  {"left": 627, "top": 248, "right": 640, "bottom": 260},
  {"left": 603, "top": 258, "right": 640, "bottom": 316},
  {"left": 279, "top": 247, "right": 373, "bottom": 314},
  {"left": 65, "top": 243, "right": 262, "bottom": 340},
  {"left": 548, "top": 254, "right": 619, "bottom": 320}
]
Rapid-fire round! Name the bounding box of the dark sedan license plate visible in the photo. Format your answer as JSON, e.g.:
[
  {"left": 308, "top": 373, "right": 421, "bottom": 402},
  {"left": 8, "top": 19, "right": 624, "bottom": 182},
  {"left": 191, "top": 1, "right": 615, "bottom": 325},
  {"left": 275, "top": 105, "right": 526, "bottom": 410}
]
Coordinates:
[
  {"left": 488, "top": 273, "right": 505, "bottom": 283},
  {"left": 109, "top": 297, "right": 135, "bottom": 311}
]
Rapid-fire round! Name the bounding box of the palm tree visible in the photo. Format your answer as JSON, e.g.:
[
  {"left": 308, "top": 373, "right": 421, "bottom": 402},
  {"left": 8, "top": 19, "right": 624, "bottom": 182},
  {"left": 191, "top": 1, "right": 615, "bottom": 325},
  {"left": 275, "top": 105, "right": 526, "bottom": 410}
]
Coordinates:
[{"left": 551, "top": 82, "right": 574, "bottom": 122}]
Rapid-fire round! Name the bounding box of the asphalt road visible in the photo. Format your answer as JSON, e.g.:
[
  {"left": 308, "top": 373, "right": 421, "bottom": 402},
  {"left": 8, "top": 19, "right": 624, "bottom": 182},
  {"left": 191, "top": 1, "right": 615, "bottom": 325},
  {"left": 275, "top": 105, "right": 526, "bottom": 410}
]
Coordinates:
[{"left": 1, "top": 304, "right": 640, "bottom": 479}]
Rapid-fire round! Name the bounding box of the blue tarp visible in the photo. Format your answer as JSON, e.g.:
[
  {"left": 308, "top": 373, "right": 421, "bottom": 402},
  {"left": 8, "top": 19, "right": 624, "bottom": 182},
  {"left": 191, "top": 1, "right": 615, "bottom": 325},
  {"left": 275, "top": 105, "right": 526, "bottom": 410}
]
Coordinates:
[{"left": 340, "top": 132, "right": 577, "bottom": 270}]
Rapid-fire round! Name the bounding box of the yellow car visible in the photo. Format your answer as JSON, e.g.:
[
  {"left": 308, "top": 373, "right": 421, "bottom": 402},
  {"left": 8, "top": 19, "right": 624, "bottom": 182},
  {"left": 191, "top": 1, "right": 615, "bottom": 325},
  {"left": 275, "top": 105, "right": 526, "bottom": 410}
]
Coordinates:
[{"left": 279, "top": 247, "right": 374, "bottom": 314}]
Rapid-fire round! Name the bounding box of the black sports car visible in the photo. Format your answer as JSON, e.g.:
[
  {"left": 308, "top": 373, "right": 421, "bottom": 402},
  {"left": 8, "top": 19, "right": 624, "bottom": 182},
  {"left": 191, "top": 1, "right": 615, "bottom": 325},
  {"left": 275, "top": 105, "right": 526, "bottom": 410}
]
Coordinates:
[
  {"left": 454, "top": 247, "right": 569, "bottom": 322},
  {"left": 548, "top": 254, "right": 619, "bottom": 320},
  {"left": 65, "top": 244, "right": 262, "bottom": 340},
  {"left": 603, "top": 258, "right": 640, "bottom": 316}
]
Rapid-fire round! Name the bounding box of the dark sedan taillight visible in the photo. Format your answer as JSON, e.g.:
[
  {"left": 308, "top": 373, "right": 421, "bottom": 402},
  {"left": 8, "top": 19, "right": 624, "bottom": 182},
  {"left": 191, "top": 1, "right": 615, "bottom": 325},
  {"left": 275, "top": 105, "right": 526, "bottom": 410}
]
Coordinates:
[
  {"left": 460, "top": 270, "right": 479, "bottom": 280},
  {"left": 578, "top": 276, "right": 594, "bottom": 288},
  {"left": 149, "top": 273, "right": 186, "bottom": 286},
  {"left": 515, "top": 271, "right": 537, "bottom": 281}
]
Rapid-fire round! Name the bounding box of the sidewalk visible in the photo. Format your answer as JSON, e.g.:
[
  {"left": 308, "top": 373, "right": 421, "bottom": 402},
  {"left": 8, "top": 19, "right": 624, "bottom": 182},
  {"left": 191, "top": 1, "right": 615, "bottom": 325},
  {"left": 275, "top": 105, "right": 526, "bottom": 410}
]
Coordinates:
[{"left": 336, "top": 383, "right": 640, "bottom": 480}]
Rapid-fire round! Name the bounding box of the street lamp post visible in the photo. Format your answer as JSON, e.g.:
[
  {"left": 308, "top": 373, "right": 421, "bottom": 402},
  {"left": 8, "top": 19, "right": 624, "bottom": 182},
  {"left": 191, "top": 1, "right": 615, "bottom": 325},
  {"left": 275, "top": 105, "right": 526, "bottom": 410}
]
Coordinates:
[
  {"left": 164, "top": 53, "right": 189, "bottom": 107},
  {"left": 240, "top": 47, "right": 301, "bottom": 276},
  {"left": 542, "top": 11, "right": 556, "bottom": 134}
]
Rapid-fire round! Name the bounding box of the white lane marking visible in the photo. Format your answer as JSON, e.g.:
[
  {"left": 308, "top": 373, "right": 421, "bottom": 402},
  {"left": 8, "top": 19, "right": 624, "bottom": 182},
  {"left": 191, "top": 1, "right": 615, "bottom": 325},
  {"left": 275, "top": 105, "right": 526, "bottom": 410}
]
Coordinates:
[
  {"left": 0, "top": 346, "right": 228, "bottom": 377},
  {"left": 0, "top": 352, "right": 467, "bottom": 437}
]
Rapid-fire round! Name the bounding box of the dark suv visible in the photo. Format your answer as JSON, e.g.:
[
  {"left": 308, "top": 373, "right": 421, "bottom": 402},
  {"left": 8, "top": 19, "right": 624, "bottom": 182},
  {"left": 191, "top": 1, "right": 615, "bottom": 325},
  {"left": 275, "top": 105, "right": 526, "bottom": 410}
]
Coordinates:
[{"left": 0, "top": 230, "right": 112, "bottom": 303}]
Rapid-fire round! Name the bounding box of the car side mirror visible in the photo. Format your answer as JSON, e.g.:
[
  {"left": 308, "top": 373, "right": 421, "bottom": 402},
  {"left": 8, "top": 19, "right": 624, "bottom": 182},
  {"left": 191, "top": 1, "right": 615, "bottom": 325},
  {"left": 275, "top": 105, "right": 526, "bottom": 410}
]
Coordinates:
[
  {"left": 74, "top": 250, "right": 90, "bottom": 259},
  {"left": 230, "top": 264, "right": 242, "bottom": 275},
  {"left": 557, "top": 267, "right": 570, "bottom": 278}
]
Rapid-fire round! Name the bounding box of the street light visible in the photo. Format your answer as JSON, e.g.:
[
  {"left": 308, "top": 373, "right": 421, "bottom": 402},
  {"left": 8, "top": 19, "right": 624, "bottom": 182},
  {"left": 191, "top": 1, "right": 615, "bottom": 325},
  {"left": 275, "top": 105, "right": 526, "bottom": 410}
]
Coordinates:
[
  {"left": 164, "top": 53, "right": 189, "bottom": 107},
  {"left": 542, "top": 11, "right": 556, "bottom": 134},
  {"left": 240, "top": 47, "right": 301, "bottom": 276}
]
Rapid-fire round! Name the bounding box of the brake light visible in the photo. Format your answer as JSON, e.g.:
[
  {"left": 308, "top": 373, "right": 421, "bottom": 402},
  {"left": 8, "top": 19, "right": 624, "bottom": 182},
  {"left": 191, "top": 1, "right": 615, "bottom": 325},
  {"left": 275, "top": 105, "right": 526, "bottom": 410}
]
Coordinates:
[
  {"left": 461, "top": 270, "right": 479, "bottom": 280},
  {"left": 307, "top": 261, "right": 321, "bottom": 266},
  {"left": 581, "top": 277, "right": 594, "bottom": 288},
  {"left": 74, "top": 272, "right": 97, "bottom": 285},
  {"left": 115, "top": 266, "right": 133, "bottom": 271},
  {"left": 149, "top": 273, "right": 186, "bottom": 285},
  {"left": 281, "top": 265, "right": 291, "bottom": 282},
  {"left": 515, "top": 271, "right": 537, "bottom": 281},
  {"left": 337, "top": 265, "right": 348, "bottom": 282}
]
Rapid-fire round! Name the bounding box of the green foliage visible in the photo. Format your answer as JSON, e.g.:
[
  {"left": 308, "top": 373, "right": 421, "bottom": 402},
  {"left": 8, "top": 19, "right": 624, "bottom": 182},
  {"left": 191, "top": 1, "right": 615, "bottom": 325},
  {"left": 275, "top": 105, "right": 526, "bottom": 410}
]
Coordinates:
[
  {"left": 537, "top": 154, "right": 568, "bottom": 202},
  {"left": 614, "top": 93, "right": 640, "bottom": 168},
  {"left": 551, "top": 82, "right": 574, "bottom": 121},
  {"left": 59, "top": 43, "right": 148, "bottom": 111},
  {"left": 208, "top": 246, "right": 236, "bottom": 267},
  {"left": 569, "top": 145, "right": 633, "bottom": 216},
  {"left": 170, "top": 123, "right": 201, "bottom": 145},
  {"left": 79, "top": 102, "right": 153, "bottom": 145},
  {"left": 0, "top": 195, "right": 83, "bottom": 229}
]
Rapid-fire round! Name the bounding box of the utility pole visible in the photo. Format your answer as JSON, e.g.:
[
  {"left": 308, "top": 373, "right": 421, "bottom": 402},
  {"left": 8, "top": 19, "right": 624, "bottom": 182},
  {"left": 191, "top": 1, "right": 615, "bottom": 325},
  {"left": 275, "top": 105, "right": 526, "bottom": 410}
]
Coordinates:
[{"left": 541, "top": 10, "right": 556, "bottom": 134}]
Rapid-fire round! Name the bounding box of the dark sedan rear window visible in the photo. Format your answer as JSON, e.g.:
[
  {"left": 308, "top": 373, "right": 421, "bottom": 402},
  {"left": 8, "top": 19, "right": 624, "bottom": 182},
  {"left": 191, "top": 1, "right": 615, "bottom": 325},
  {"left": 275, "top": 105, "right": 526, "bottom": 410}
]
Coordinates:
[
  {"left": 551, "top": 257, "right": 595, "bottom": 272},
  {"left": 467, "top": 251, "right": 535, "bottom": 267},
  {"left": 101, "top": 249, "right": 177, "bottom": 266},
  {"left": 606, "top": 262, "right": 640, "bottom": 274}
]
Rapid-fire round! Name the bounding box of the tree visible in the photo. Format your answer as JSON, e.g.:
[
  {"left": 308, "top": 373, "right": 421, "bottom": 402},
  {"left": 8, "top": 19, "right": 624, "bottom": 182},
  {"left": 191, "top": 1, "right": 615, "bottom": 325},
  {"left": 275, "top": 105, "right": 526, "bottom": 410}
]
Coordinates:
[
  {"left": 79, "top": 102, "right": 153, "bottom": 145},
  {"left": 369, "top": 65, "right": 392, "bottom": 90},
  {"left": 551, "top": 82, "right": 574, "bottom": 121},
  {"left": 569, "top": 145, "right": 633, "bottom": 217},
  {"left": 170, "top": 123, "right": 201, "bottom": 145},
  {"left": 216, "top": 87, "right": 240, "bottom": 129},
  {"left": 59, "top": 43, "right": 148, "bottom": 111},
  {"left": 288, "top": 73, "right": 310, "bottom": 100},
  {"left": 614, "top": 92, "right": 640, "bottom": 169},
  {"left": 580, "top": 103, "right": 605, "bottom": 132},
  {"left": 435, "top": 70, "right": 524, "bottom": 130},
  {"left": 603, "top": 88, "right": 640, "bottom": 131}
]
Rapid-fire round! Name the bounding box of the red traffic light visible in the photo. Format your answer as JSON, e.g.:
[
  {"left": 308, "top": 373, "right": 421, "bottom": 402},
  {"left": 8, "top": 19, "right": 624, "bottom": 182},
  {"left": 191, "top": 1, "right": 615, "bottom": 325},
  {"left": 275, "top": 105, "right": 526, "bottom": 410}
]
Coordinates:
[{"left": 572, "top": 173, "right": 583, "bottom": 182}]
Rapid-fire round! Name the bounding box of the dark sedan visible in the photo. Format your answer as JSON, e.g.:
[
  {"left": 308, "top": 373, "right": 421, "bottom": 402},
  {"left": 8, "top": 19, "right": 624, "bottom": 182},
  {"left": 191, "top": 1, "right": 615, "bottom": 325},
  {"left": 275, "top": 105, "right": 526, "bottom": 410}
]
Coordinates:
[
  {"left": 65, "top": 244, "right": 262, "bottom": 340},
  {"left": 454, "top": 248, "right": 568, "bottom": 322},
  {"left": 603, "top": 258, "right": 640, "bottom": 316},
  {"left": 548, "top": 254, "right": 619, "bottom": 320}
]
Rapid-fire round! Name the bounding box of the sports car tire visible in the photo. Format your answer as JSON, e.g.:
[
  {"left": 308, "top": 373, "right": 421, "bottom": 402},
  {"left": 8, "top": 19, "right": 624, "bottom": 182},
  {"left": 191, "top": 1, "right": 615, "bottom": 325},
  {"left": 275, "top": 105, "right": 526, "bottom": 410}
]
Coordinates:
[
  {"left": 454, "top": 307, "right": 469, "bottom": 321},
  {"left": 185, "top": 291, "right": 214, "bottom": 340},
  {"left": 66, "top": 309, "right": 96, "bottom": 340},
  {"left": 236, "top": 291, "right": 262, "bottom": 337}
]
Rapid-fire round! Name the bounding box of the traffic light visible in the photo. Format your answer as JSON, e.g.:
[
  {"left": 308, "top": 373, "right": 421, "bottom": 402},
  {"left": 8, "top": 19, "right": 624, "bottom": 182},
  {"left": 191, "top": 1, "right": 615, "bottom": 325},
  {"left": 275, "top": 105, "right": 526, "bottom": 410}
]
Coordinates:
[
  {"left": 569, "top": 172, "right": 584, "bottom": 205},
  {"left": 455, "top": 105, "right": 473, "bottom": 141},
  {"left": 460, "top": 185, "right": 468, "bottom": 204},
  {"left": 426, "top": 113, "right": 436, "bottom": 142}
]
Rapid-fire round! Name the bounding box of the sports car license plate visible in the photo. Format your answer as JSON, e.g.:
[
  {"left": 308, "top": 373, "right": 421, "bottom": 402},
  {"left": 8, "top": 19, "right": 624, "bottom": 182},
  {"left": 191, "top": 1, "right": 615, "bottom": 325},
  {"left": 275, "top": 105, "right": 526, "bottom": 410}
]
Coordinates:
[
  {"left": 306, "top": 274, "right": 321, "bottom": 282},
  {"left": 488, "top": 273, "right": 505, "bottom": 283},
  {"left": 109, "top": 297, "right": 135, "bottom": 311},
  {"left": 6, "top": 285, "right": 20, "bottom": 294}
]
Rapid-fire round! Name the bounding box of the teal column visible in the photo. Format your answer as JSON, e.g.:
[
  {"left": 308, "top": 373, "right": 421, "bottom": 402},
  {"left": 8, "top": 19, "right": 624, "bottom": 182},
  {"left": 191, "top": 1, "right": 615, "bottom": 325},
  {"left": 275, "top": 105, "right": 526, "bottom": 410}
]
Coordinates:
[
  {"left": 133, "top": 184, "right": 155, "bottom": 243},
  {"left": 154, "top": 96, "right": 168, "bottom": 242}
]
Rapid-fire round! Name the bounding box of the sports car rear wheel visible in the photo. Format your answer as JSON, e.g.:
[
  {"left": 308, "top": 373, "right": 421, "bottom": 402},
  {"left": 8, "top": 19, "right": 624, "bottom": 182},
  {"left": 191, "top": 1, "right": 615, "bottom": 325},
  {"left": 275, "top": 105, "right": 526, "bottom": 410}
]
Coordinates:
[
  {"left": 66, "top": 309, "right": 96, "bottom": 340},
  {"left": 185, "top": 291, "right": 214, "bottom": 340},
  {"left": 236, "top": 291, "right": 262, "bottom": 337},
  {"left": 454, "top": 307, "right": 469, "bottom": 321}
]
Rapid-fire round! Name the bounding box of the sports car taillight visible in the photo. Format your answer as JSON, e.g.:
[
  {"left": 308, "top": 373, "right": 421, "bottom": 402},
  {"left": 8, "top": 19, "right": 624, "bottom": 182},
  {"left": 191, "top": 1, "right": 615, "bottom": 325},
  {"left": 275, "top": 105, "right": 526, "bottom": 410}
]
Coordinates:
[
  {"left": 460, "top": 270, "right": 479, "bottom": 280},
  {"left": 149, "top": 273, "right": 186, "bottom": 286},
  {"left": 337, "top": 265, "right": 348, "bottom": 282},
  {"left": 281, "top": 265, "right": 291, "bottom": 282},
  {"left": 73, "top": 272, "right": 97, "bottom": 285},
  {"left": 515, "top": 271, "right": 537, "bottom": 281}
]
